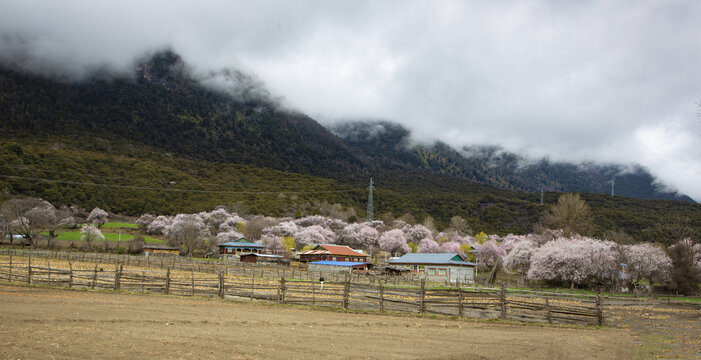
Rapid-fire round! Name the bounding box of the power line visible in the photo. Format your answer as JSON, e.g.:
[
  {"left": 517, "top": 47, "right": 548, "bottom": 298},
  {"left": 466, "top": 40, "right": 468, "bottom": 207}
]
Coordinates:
[
  {"left": 0, "top": 164, "right": 161, "bottom": 183},
  {"left": 0, "top": 174, "right": 365, "bottom": 195}
]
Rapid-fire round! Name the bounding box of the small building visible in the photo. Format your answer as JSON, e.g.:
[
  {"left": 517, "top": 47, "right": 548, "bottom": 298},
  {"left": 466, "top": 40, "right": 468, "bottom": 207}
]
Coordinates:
[
  {"left": 387, "top": 253, "right": 477, "bottom": 283},
  {"left": 217, "top": 238, "right": 265, "bottom": 259},
  {"left": 239, "top": 253, "right": 283, "bottom": 264},
  {"left": 298, "top": 244, "right": 369, "bottom": 263},
  {"left": 143, "top": 245, "right": 181, "bottom": 257},
  {"left": 383, "top": 265, "right": 411, "bottom": 276},
  {"left": 307, "top": 261, "right": 368, "bottom": 274}
]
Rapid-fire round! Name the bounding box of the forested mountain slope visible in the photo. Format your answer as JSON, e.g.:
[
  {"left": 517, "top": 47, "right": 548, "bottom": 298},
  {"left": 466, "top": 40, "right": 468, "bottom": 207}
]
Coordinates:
[
  {"left": 331, "top": 121, "right": 693, "bottom": 202},
  {"left": 1, "top": 50, "right": 699, "bottom": 239}
]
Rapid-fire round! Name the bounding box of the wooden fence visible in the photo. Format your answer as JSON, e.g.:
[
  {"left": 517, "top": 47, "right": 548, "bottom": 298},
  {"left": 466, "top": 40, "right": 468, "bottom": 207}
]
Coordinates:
[
  {"left": 0, "top": 252, "right": 605, "bottom": 326},
  {"left": 0, "top": 249, "right": 435, "bottom": 287}
]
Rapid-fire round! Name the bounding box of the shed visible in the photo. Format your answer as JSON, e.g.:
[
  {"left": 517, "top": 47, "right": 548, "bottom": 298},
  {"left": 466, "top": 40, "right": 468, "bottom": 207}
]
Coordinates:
[
  {"left": 143, "top": 245, "right": 181, "bottom": 257},
  {"left": 307, "top": 261, "right": 368, "bottom": 274},
  {"left": 388, "top": 253, "right": 477, "bottom": 283},
  {"left": 217, "top": 238, "right": 265, "bottom": 259},
  {"left": 239, "top": 253, "right": 283, "bottom": 264}
]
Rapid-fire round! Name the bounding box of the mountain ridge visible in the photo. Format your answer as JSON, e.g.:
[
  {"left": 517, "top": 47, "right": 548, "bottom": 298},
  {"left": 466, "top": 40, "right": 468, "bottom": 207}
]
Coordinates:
[{"left": 0, "top": 49, "right": 693, "bottom": 203}]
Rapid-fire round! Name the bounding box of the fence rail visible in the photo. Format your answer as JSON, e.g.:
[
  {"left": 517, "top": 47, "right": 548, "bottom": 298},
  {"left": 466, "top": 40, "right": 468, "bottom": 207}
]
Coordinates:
[
  {"left": 0, "top": 248, "right": 438, "bottom": 287},
  {"left": 0, "top": 251, "right": 605, "bottom": 326}
]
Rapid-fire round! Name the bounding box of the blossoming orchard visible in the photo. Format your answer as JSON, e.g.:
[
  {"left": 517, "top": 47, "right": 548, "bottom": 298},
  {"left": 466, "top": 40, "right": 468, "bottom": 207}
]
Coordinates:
[{"left": 1, "top": 194, "right": 699, "bottom": 294}]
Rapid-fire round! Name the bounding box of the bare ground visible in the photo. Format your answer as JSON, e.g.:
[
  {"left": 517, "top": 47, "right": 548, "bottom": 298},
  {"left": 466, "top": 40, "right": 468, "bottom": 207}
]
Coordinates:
[
  {"left": 0, "top": 284, "right": 632, "bottom": 360},
  {"left": 607, "top": 303, "right": 701, "bottom": 359}
]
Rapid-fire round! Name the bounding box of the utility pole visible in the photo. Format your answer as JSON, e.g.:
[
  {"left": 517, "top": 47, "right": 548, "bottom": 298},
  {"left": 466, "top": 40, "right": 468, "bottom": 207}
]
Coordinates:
[{"left": 366, "top": 178, "right": 375, "bottom": 223}]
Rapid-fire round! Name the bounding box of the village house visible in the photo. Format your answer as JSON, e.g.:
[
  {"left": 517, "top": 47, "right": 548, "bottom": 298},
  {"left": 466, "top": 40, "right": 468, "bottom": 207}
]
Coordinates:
[
  {"left": 387, "top": 253, "right": 477, "bottom": 283},
  {"left": 298, "top": 244, "right": 369, "bottom": 263},
  {"left": 239, "top": 253, "right": 283, "bottom": 264},
  {"left": 217, "top": 238, "right": 265, "bottom": 259}
]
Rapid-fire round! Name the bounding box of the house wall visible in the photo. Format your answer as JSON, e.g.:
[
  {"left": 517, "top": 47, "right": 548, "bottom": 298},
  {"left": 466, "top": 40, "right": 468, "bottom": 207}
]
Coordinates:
[
  {"left": 307, "top": 264, "right": 352, "bottom": 274},
  {"left": 405, "top": 265, "right": 474, "bottom": 284},
  {"left": 219, "top": 247, "right": 262, "bottom": 255},
  {"left": 300, "top": 254, "right": 366, "bottom": 263}
]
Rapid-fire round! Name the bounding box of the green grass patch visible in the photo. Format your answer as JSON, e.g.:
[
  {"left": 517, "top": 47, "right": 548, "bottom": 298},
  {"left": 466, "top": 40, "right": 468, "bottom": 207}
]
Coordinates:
[
  {"left": 41, "top": 231, "right": 164, "bottom": 244},
  {"left": 102, "top": 222, "right": 139, "bottom": 229}
]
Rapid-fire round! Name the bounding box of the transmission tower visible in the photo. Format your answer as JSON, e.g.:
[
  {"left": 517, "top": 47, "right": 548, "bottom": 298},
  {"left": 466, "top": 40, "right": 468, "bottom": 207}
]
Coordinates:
[
  {"left": 366, "top": 178, "right": 375, "bottom": 223},
  {"left": 611, "top": 178, "right": 615, "bottom": 197}
]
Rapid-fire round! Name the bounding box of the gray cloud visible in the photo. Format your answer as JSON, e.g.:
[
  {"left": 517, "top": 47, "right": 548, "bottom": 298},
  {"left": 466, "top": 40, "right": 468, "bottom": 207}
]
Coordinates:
[{"left": 1, "top": 0, "right": 700, "bottom": 199}]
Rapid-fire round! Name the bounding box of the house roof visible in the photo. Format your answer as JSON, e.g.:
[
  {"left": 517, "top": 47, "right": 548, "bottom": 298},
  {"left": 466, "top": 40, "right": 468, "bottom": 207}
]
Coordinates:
[
  {"left": 309, "top": 261, "right": 367, "bottom": 267},
  {"left": 240, "top": 253, "right": 282, "bottom": 259},
  {"left": 217, "top": 239, "right": 265, "bottom": 248},
  {"left": 299, "top": 244, "right": 369, "bottom": 257},
  {"left": 387, "top": 253, "right": 477, "bottom": 266}
]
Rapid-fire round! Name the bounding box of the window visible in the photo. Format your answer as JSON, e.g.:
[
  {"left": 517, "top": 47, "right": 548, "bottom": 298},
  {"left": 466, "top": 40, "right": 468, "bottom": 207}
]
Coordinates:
[
  {"left": 438, "top": 268, "right": 447, "bottom": 276},
  {"left": 428, "top": 268, "right": 436, "bottom": 275}
]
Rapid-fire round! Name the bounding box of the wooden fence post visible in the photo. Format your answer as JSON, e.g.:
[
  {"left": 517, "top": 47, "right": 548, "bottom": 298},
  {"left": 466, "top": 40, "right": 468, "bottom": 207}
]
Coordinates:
[
  {"left": 250, "top": 270, "right": 255, "bottom": 300},
  {"left": 379, "top": 279, "right": 384, "bottom": 312},
  {"left": 499, "top": 283, "right": 507, "bottom": 320},
  {"left": 113, "top": 264, "right": 122, "bottom": 290},
  {"left": 140, "top": 271, "right": 145, "bottom": 293},
  {"left": 191, "top": 269, "right": 195, "bottom": 296},
  {"left": 546, "top": 298, "right": 552, "bottom": 324},
  {"left": 420, "top": 278, "right": 426, "bottom": 314},
  {"left": 91, "top": 265, "right": 97, "bottom": 289},
  {"left": 47, "top": 261, "right": 51, "bottom": 286},
  {"left": 311, "top": 281, "right": 316, "bottom": 306},
  {"left": 457, "top": 280, "right": 464, "bottom": 318},
  {"left": 68, "top": 262, "right": 73, "bottom": 288},
  {"left": 596, "top": 293, "right": 603, "bottom": 326},
  {"left": 279, "top": 277, "right": 286, "bottom": 304},
  {"left": 8, "top": 251, "right": 12, "bottom": 282},
  {"left": 165, "top": 268, "right": 171, "bottom": 295},
  {"left": 27, "top": 255, "right": 32, "bottom": 285},
  {"left": 343, "top": 274, "right": 350, "bottom": 310},
  {"left": 217, "top": 272, "right": 224, "bottom": 298}
]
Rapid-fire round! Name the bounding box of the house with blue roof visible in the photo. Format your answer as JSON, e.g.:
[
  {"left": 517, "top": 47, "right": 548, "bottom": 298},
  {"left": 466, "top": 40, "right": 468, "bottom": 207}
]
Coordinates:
[
  {"left": 387, "top": 253, "right": 476, "bottom": 283},
  {"left": 217, "top": 238, "right": 265, "bottom": 259}
]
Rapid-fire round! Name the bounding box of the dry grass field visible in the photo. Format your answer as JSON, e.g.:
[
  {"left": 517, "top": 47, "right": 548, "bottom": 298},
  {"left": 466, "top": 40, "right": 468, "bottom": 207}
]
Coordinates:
[{"left": 0, "top": 284, "right": 632, "bottom": 360}]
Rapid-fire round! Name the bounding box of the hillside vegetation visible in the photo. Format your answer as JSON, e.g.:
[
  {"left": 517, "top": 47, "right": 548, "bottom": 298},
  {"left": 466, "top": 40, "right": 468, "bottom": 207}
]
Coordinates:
[{"left": 1, "top": 139, "right": 699, "bottom": 241}]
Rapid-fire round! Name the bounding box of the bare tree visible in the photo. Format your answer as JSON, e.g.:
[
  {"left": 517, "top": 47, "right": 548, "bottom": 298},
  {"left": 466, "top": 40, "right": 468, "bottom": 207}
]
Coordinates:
[
  {"left": 0, "top": 213, "right": 8, "bottom": 245},
  {"left": 449, "top": 215, "right": 473, "bottom": 236},
  {"left": 541, "top": 193, "right": 595, "bottom": 237},
  {"left": 656, "top": 216, "right": 700, "bottom": 295}
]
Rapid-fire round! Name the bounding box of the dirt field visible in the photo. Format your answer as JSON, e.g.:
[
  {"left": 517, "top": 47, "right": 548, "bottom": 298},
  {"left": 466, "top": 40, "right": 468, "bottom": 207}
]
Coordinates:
[
  {"left": 608, "top": 304, "right": 701, "bottom": 359},
  {"left": 0, "top": 284, "right": 632, "bottom": 360}
]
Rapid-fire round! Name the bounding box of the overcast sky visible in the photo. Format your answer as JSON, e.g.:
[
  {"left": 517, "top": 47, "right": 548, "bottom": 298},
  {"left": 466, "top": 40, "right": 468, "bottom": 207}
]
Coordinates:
[{"left": 2, "top": 0, "right": 700, "bottom": 200}]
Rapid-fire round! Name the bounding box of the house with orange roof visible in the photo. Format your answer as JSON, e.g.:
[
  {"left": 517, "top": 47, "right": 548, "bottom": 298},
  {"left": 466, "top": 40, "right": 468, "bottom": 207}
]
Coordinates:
[{"left": 298, "top": 244, "right": 369, "bottom": 263}]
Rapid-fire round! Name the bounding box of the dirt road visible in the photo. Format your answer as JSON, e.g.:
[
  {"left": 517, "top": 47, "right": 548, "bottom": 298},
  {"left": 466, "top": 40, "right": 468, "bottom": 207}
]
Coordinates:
[{"left": 0, "top": 284, "right": 632, "bottom": 359}]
